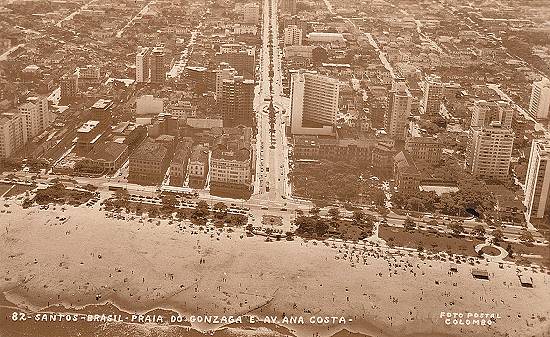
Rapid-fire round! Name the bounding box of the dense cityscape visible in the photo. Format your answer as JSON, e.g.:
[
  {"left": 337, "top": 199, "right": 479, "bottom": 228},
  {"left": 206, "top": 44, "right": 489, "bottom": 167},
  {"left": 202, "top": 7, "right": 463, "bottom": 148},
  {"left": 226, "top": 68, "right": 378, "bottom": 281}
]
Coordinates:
[{"left": 0, "top": 0, "right": 549, "bottom": 336}]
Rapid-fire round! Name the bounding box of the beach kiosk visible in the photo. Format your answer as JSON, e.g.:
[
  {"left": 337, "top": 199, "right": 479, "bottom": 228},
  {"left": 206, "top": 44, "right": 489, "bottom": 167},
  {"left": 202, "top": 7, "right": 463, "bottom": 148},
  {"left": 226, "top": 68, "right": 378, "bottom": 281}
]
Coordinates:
[
  {"left": 519, "top": 275, "right": 533, "bottom": 288},
  {"left": 471, "top": 268, "right": 489, "bottom": 280}
]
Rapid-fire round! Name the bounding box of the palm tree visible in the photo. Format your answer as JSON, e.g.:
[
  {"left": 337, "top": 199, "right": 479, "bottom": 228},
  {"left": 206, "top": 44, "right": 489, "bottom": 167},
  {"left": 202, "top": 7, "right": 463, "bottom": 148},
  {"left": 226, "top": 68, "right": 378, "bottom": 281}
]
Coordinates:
[
  {"left": 472, "top": 224, "right": 486, "bottom": 238},
  {"left": 448, "top": 222, "right": 465, "bottom": 236},
  {"left": 194, "top": 200, "right": 209, "bottom": 218},
  {"left": 162, "top": 194, "right": 176, "bottom": 209},
  {"left": 328, "top": 207, "right": 340, "bottom": 220},
  {"left": 352, "top": 210, "right": 365, "bottom": 224},
  {"left": 426, "top": 219, "right": 438, "bottom": 227},
  {"left": 519, "top": 231, "right": 534, "bottom": 243},
  {"left": 309, "top": 207, "right": 321, "bottom": 217},
  {"left": 491, "top": 229, "right": 504, "bottom": 243},
  {"left": 404, "top": 217, "right": 416, "bottom": 231},
  {"left": 213, "top": 202, "right": 228, "bottom": 213}
]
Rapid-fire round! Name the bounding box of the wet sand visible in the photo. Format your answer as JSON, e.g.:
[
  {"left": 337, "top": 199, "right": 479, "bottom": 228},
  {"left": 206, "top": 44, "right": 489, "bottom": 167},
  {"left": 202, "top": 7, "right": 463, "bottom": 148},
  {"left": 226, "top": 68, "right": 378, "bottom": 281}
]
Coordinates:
[{"left": 1, "top": 202, "right": 549, "bottom": 337}]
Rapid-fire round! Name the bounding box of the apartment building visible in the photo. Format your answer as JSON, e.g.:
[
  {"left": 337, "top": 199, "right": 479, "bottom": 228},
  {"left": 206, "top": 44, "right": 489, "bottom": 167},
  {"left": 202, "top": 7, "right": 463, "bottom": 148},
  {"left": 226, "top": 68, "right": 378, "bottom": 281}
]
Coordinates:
[
  {"left": 0, "top": 112, "right": 28, "bottom": 159},
  {"left": 385, "top": 77, "right": 411, "bottom": 141},
  {"left": 528, "top": 77, "right": 550, "bottom": 120},
  {"left": 210, "top": 147, "right": 252, "bottom": 198},
  {"left": 290, "top": 72, "right": 339, "bottom": 136},
  {"left": 221, "top": 76, "right": 255, "bottom": 127},
  {"left": 149, "top": 46, "right": 166, "bottom": 84},
  {"left": 284, "top": 25, "right": 303, "bottom": 46},
  {"left": 421, "top": 74, "right": 443, "bottom": 116},
  {"left": 466, "top": 123, "right": 514, "bottom": 179},
  {"left": 18, "top": 95, "right": 52, "bottom": 139},
  {"left": 136, "top": 47, "right": 151, "bottom": 83},
  {"left": 524, "top": 138, "right": 550, "bottom": 221}
]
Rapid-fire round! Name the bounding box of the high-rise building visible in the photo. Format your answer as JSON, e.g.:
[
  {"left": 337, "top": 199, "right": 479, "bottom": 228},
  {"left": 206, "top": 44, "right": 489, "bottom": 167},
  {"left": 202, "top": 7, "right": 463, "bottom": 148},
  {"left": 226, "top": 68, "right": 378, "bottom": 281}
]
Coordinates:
[
  {"left": 466, "top": 100, "right": 515, "bottom": 180},
  {"left": 421, "top": 74, "right": 443, "bottom": 116},
  {"left": 384, "top": 77, "right": 411, "bottom": 141},
  {"left": 215, "top": 63, "right": 237, "bottom": 100},
  {"left": 60, "top": 73, "right": 79, "bottom": 102},
  {"left": 471, "top": 100, "right": 514, "bottom": 129},
  {"left": 18, "top": 95, "right": 52, "bottom": 139},
  {"left": 136, "top": 47, "right": 151, "bottom": 83},
  {"left": 243, "top": 3, "right": 260, "bottom": 24},
  {"left": 528, "top": 77, "right": 550, "bottom": 120},
  {"left": 0, "top": 112, "right": 28, "bottom": 159},
  {"left": 290, "top": 72, "right": 339, "bottom": 135},
  {"left": 284, "top": 25, "right": 302, "bottom": 46},
  {"left": 280, "top": 0, "right": 296, "bottom": 15},
  {"left": 524, "top": 138, "right": 550, "bottom": 221},
  {"left": 221, "top": 76, "right": 255, "bottom": 127},
  {"left": 216, "top": 44, "right": 256, "bottom": 80},
  {"left": 149, "top": 46, "right": 166, "bottom": 84},
  {"left": 466, "top": 122, "right": 514, "bottom": 179}
]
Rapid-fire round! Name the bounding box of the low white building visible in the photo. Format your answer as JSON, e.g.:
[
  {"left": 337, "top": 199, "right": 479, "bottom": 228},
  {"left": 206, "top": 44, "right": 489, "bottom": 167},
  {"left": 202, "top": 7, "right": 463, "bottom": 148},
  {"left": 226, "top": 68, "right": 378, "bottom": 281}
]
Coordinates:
[
  {"left": 136, "top": 95, "right": 163, "bottom": 115},
  {"left": 307, "top": 32, "right": 346, "bottom": 44}
]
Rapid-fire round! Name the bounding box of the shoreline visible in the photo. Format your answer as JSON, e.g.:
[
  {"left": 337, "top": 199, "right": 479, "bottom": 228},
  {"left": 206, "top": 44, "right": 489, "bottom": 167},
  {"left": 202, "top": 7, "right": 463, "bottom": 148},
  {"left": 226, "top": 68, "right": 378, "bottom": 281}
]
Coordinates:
[{"left": 1, "top": 202, "right": 549, "bottom": 337}]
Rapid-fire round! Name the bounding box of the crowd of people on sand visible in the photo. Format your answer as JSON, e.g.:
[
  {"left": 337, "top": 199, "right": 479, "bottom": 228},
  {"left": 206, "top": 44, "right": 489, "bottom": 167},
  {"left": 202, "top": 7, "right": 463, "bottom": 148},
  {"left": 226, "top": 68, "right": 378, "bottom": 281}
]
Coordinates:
[{"left": 6, "top": 200, "right": 547, "bottom": 337}]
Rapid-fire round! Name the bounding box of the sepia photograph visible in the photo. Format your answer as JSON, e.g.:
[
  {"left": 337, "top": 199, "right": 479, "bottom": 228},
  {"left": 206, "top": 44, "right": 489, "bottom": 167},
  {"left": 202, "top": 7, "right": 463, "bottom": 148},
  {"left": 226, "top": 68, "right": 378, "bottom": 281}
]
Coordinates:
[{"left": 0, "top": 0, "right": 549, "bottom": 336}]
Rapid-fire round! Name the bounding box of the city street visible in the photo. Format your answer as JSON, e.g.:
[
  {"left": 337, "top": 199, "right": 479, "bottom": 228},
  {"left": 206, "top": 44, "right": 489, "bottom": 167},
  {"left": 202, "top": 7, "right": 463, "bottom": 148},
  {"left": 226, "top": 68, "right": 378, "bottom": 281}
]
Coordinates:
[{"left": 251, "top": 0, "right": 292, "bottom": 206}]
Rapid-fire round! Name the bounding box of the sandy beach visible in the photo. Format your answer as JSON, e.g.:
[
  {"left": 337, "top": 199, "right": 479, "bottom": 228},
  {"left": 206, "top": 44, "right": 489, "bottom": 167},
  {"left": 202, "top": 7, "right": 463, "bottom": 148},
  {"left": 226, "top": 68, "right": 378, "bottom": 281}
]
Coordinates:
[{"left": 1, "top": 201, "right": 549, "bottom": 337}]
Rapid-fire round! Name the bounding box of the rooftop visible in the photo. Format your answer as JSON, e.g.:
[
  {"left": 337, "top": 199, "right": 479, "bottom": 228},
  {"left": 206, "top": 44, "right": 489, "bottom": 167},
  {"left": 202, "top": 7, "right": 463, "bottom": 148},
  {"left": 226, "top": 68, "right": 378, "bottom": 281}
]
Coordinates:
[
  {"left": 91, "top": 99, "right": 113, "bottom": 110},
  {"left": 212, "top": 147, "right": 250, "bottom": 161},
  {"left": 190, "top": 145, "right": 209, "bottom": 162},
  {"left": 131, "top": 139, "right": 168, "bottom": 162},
  {"left": 87, "top": 141, "right": 128, "bottom": 162},
  {"left": 77, "top": 120, "right": 100, "bottom": 133}
]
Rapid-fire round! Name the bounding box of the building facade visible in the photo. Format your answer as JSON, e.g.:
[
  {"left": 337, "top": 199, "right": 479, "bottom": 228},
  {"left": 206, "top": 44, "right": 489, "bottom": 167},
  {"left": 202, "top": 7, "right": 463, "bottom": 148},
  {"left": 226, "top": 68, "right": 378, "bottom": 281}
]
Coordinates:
[
  {"left": 18, "top": 95, "right": 51, "bottom": 139},
  {"left": 210, "top": 147, "right": 252, "bottom": 198},
  {"left": 149, "top": 46, "right": 166, "bottom": 84},
  {"left": 0, "top": 112, "right": 28, "bottom": 159},
  {"left": 466, "top": 123, "right": 514, "bottom": 179},
  {"left": 421, "top": 74, "right": 443, "bottom": 116},
  {"left": 471, "top": 100, "right": 514, "bottom": 129},
  {"left": 169, "top": 139, "right": 193, "bottom": 187},
  {"left": 188, "top": 145, "right": 209, "bottom": 189},
  {"left": 60, "top": 73, "right": 79, "bottom": 102},
  {"left": 128, "top": 138, "right": 171, "bottom": 185},
  {"left": 216, "top": 44, "right": 256, "bottom": 80},
  {"left": 466, "top": 99, "right": 515, "bottom": 180},
  {"left": 280, "top": 0, "right": 296, "bottom": 14},
  {"left": 385, "top": 77, "right": 411, "bottom": 141},
  {"left": 405, "top": 136, "right": 442, "bottom": 166},
  {"left": 215, "top": 63, "right": 237, "bottom": 100},
  {"left": 524, "top": 138, "right": 550, "bottom": 221},
  {"left": 394, "top": 151, "right": 421, "bottom": 192},
  {"left": 290, "top": 72, "right": 339, "bottom": 135},
  {"left": 78, "top": 65, "right": 101, "bottom": 81},
  {"left": 221, "top": 76, "right": 255, "bottom": 127},
  {"left": 243, "top": 3, "right": 259, "bottom": 24},
  {"left": 528, "top": 77, "right": 550, "bottom": 120},
  {"left": 136, "top": 47, "right": 151, "bottom": 83},
  {"left": 284, "top": 25, "right": 303, "bottom": 46}
]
